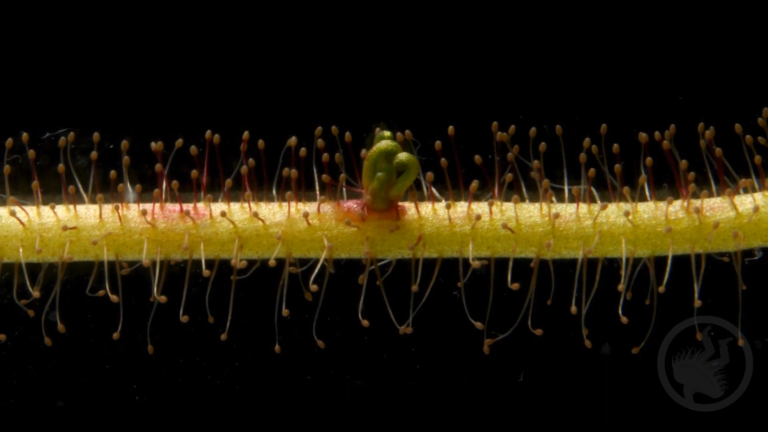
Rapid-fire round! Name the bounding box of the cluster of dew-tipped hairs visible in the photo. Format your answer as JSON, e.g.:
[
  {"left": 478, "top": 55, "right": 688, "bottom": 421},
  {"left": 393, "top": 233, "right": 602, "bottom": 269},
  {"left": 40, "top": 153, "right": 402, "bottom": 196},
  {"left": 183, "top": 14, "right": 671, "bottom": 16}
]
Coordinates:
[{"left": 1, "top": 108, "right": 768, "bottom": 354}]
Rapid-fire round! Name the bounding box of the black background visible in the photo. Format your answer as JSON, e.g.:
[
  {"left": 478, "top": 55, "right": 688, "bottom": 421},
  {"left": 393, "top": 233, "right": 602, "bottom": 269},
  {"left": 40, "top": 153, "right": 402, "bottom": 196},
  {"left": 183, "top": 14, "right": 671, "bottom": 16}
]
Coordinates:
[{"left": 0, "top": 59, "right": 766, "bottom": 428}]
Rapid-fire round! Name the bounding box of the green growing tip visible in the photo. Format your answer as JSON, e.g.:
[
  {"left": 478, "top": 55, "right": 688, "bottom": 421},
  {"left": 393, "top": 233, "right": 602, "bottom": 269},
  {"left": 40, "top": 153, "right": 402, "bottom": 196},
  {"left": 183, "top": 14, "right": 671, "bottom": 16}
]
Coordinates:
[{"left": 362, "top": 130, "right": 420, "bottom": 211}]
